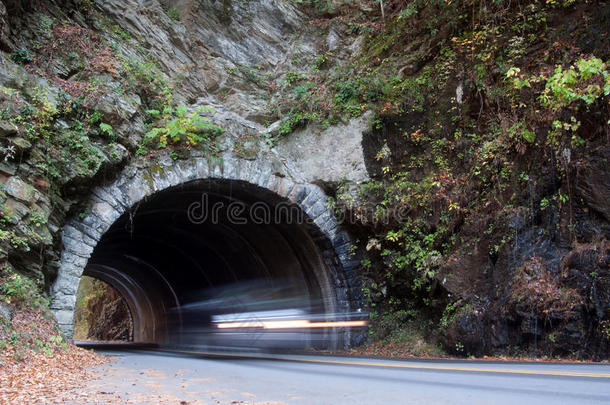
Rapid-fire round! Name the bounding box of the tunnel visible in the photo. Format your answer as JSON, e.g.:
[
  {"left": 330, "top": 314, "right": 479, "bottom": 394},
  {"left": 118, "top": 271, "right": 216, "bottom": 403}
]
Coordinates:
[{"left": 74, "top": 178, "right": 349, "bottom": 347}]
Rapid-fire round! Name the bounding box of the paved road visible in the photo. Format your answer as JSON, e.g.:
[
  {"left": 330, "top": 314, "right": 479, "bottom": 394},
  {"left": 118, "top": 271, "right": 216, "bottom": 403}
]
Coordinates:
[{"left": 83, "top": 350, "right": 610, "bottom": 404}]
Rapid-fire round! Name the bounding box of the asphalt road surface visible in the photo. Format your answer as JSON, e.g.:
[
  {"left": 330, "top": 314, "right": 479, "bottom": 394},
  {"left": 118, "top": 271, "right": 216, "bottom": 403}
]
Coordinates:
[{"left": 82, "top": 349, "right": 610, "bottom": 404}]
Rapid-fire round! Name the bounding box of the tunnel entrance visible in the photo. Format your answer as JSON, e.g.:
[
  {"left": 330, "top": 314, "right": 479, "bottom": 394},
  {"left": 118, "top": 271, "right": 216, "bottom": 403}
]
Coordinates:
[{"left": 76, "top": 179, "right": 344, "bottom": 347}]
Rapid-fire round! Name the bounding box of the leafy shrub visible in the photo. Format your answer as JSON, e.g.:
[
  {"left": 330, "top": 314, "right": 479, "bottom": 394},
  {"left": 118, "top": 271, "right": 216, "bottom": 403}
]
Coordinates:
[
  {"left": 238, "top": 64, "right": 262, "bottom": 84},
  {"left": 109, "top": 23, "right": 130, "bottom": 40},
  {"left": 278, "top": 111, "right": 317, "bottom": 135},
  {"left": 0, "top": 270, "right": 47, "bottom": 309},
  {"left": 285, "top": 72, "right": 305, "bottom": 85},
  {"left": 167, "top": 7, "right": 180, "bottom": 21},
  {"left": 0, "top": 229, "right": 29, "bottom": 250},
  {"left": 10, "top": 49, "right": 32, "bottom": 65},
  {"left": 29, "top": 212, "right": 48, "bottom": 227},
  {"left": 507, "top": 56, "right": 609, "bottom": 149},
  {"left": 540, "top": 56, "right": 610, "bottom": 109},
  {"left": 313, "top": 53, "right": 329, "bottom": 70},
  {"left": 88, "top": 111, "right": 101, "bottom": 125}
]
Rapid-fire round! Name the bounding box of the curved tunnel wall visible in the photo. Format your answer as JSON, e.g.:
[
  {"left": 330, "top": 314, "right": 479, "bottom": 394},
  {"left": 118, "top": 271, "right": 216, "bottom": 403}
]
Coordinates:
[{"left": 51, "top": 154, "right": 364, "bottom": 347}]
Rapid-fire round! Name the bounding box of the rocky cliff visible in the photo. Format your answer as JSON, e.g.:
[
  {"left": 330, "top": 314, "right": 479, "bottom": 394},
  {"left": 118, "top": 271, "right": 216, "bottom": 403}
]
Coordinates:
[{"left": 0, "top": 0, "right": 608, "bottom": 359}]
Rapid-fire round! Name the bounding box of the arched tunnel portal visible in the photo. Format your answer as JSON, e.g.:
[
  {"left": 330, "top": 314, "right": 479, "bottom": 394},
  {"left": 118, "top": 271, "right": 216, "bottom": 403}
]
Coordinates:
[{"left": 50, "top": 155, "right": 365, "bottom": 348}]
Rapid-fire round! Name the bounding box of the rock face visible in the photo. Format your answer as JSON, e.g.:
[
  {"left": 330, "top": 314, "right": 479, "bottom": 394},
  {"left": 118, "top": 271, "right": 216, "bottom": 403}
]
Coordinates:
[
  {"left": 274, "top": 112, "right": 372, "bottom": 184},
  {"left": 93, "top": 0, "right": 313, "bottom": 122},
  {"left": 434, "top": 205, "right": 610, "bottom": 359},
  {"left": 73, "top": 276, "right": 132, "bottom": 342},
  {"left": 575, "top": 146, "right": 610, "bottom": 222}
]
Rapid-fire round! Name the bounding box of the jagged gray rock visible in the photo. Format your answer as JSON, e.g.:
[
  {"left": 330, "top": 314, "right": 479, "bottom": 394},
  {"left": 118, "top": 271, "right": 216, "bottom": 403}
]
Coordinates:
[{"left": 0, "top": 302, "right": 12, "bottom": 322}]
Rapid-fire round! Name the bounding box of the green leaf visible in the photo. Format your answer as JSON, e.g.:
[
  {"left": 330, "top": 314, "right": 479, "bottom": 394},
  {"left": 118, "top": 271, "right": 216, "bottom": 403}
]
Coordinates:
[
  {"left": 146, "top": 109, "right": 161, "bottom": 118},
  {"left": 521, "top": 128, "right": 536, "bottom": 143},
  {"left": 99, "top": 122, "right": 114, "bottom": 135}
]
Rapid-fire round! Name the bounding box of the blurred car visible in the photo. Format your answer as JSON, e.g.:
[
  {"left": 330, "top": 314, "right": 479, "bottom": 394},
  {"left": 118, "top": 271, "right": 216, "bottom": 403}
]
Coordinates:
[{"left": 165, "top": 279, "right": 367, "bottom": 353}]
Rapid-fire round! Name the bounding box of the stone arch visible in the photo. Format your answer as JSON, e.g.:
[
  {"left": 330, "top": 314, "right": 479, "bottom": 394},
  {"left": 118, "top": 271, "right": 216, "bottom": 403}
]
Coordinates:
[{"left": 51, "top": 153, "right": 364, "bottom": 347}]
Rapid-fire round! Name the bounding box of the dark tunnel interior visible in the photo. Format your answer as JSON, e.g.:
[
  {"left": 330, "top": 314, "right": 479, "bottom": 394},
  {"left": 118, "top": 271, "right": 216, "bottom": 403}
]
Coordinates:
[{"left": 78, "top": 179, "right": 342, "bottom": 346}]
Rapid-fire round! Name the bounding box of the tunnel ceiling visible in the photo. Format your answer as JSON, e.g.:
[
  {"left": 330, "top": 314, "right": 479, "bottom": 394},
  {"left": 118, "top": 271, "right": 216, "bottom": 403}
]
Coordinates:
[{"left": 89, "top": 179, "right": 331, "bottom": 303}]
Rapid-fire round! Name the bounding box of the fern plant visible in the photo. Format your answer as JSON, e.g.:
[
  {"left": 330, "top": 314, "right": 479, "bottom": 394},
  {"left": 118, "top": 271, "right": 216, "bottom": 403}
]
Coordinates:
[{"left": 144, "top": 105, "right": 224, "bottom": 150}]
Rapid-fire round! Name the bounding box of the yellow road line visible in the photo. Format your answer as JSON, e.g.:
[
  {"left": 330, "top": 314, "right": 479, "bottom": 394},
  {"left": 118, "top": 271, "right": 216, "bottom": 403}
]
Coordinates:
[{"left": 155, "top": 348, "right": 610, "bottom": 379}]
